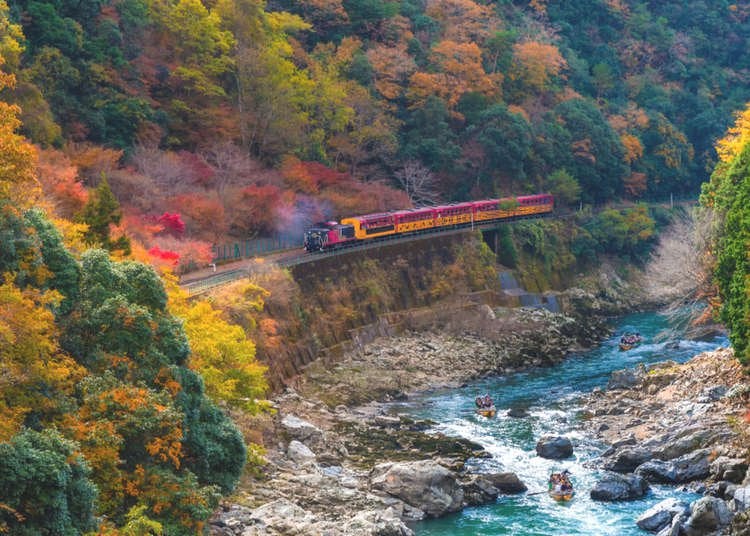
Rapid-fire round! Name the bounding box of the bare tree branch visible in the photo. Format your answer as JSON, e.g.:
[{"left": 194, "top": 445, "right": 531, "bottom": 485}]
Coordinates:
[{"left": 394, "top": 160, "right": 440, "bottom": 207}]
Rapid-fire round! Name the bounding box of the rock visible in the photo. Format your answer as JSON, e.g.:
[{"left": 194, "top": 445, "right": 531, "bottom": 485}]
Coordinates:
[
  {"left": 727, "top": 382, "right": 750, "bottom": 399},
  {"left": 602, "top": 446, "right": 653, "bottom": 473},
  {"left": 507, "top": 407, "right": 529, "bottom": 418},
  {"left": 590, "top": 472, "right": 650, "bottom": 501},
  {"left": 682, "top": 496, "right": 733, "bottom": 535},
  {"left": 649, "top": 428, "right": 729, "bottom": 461},
  {"left": 607, "top": 366, "right": 645, "bottom": 390},
  {"left": 460, "top": 475, "right": 499, "bottom": 506},
  {"left": 731, "top": 486, "right": 750, "bottom": 512},
  {"left": 375, "top": 415, "right": 402, "bottom": 427},
  {"left": 698, "top": 385, "right": 728, "bottom": 403},
  {"left": 484, "top": 472, "right": 528, "bottom": 494},
  {"left": 342, "top": 508, "right": 415, "bottom": 536},
  {"left": 243, "top": 498, "right": 316, "bottom": 534},
  {"left": 635, "top": 448, "right": 712, "bottom": 484},
  {"left": 211, "top": 504, "right": 255, "bottom": 530},
  {"left": 370, "top": 460, "right": 464, "bottom": 517},
  {"left": 287, "top": 440, "right": 316, "bottom": 465},
  {"left": 656, "top": 511, "right": 689, "bottom": 536},
  {"left": 535, "top": 436, "right": 573, "bottom": 459},
  {"left": 280, "top": 414, "right": 323, "bottom": 444},
  {"left": 636, "top": 498, "right": 690, "bottom": 532},
  {"left": 711, "top": 457, "right": 748, "bottom": 484}
]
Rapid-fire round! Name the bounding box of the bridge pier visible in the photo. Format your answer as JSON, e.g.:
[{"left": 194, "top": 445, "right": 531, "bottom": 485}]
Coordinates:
[{"left": 481, "top": 226, "right": 499, "bottom": 254}]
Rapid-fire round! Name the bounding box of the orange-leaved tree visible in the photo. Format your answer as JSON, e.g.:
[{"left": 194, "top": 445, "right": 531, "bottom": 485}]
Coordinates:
[{"left": 408, "top": 40, "right": 501, "bottom": 112}]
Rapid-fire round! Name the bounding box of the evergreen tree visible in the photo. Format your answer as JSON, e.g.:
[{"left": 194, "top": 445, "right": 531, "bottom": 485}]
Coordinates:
[
  {"left": 0, "top": 428, "right": 97, "bottom": 535},
  {"left": 80, "top": 175, "right": 130, "bottom": 254}
]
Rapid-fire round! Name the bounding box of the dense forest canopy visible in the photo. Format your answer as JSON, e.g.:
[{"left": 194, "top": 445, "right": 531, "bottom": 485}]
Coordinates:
[{"left": 0, "top": 0, "right": 749, "bottom": 270}]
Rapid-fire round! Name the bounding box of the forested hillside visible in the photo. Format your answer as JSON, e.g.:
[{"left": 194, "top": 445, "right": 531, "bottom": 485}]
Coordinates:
[
  {"left": 1, "top": 0, "right": 750, "bottom": 532},
  {"left": 1, "top": 0, "right": 749, "bottom": 269}
]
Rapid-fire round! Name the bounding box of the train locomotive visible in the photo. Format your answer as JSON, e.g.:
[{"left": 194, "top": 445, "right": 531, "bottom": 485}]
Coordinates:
[{"left": 303, "top": 193, "right": 554, "bottom": 252}]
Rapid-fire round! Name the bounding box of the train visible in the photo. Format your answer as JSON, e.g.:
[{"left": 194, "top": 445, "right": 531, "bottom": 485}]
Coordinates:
[{"left": 303, "top": 193, "right": 554, "bottom": 252}]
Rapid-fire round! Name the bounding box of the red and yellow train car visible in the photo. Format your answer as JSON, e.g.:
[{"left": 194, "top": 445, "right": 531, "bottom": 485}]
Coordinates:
[
  {"left": 393, "top": 207, "right": 437, "bottom": 234},
  {"left": 341, "top": 212, "right": 397, "bottom": 240},
  {"left": 304, "top": 194, "right": 554, "bottom": 251}
]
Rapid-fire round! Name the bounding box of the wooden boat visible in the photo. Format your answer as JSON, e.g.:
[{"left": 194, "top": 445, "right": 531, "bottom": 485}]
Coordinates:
[
  {"left": 548, "top": 489, "right": 575, "bottom": 501},
  {"left": 619, "top": 343, "right": 634, "bottom": 351},
  {"left": 476, "top": 406, "right": 496, "bottom": 418}
]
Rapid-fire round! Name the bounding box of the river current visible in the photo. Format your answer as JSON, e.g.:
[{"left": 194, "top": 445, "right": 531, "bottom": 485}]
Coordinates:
[{"left": 393, "top": 311, "right": 728, "bottom": 536}]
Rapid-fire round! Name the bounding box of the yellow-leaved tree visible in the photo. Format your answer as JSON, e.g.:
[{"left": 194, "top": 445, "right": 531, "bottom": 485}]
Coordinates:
[
  {"left": 165, "top": 274, "right": 268, "bottom": 411},
  {"left": 0, "top": 1, "right": 37, "bottom": 208},
  {"left": 0, "top": 280, "right": 85, "bottom": 440}
]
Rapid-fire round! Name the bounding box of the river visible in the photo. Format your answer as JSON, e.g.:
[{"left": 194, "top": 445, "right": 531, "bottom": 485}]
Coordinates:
[{"left": 393, "top": 310, "right": 728, "bottom": 535}]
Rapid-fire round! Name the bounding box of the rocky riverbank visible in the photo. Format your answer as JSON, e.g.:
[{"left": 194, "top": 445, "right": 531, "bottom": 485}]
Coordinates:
[
  {"left": 582, "top": 347, "right": 750, "bottom": 535},
  {"left": 209, "top": 294, "right": 613, "bottom": 535}
]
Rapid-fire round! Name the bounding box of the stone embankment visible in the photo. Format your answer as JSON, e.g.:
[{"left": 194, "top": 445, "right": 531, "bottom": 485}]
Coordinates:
[
  {"left": 582, "top": 347, "right": 750, "bottom": 535},
  {"left": 210, "top": 291, "right": 611, "bottom": 535}
]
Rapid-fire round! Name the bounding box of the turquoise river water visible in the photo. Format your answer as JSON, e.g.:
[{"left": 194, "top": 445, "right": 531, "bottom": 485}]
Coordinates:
[{"left": 392, "top": 311, "right": 728, "bottom": 536}]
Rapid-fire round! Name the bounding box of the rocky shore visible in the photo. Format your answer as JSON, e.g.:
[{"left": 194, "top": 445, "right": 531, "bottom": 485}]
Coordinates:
[
  {"left": 209, "top": 288, "right": 748, "bottom": 536},
  {"left": 210, "top": 296, "right": 611, "bottom": 535},
  {"left": 582, "top": 347, "right": 750, "bottom": 535}
]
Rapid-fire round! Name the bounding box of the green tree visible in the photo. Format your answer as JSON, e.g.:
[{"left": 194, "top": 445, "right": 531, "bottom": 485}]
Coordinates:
[
  {"left": 0, "top": 428, "right": 97, "bottom": 535},
  {"left": 60, "top": 250, "right": 246, "bottom": 494},
  {"left": 710, "top": 142, "right": 750, "bottom": 363},
  {"left": 544, "top": 99, "right": 627, "bottom": 203},
  {"left": 0, "top": 208, "right": 78, "bottom": 310},
  {"left": 468, "top": 103, "right": 532, "bottom": 192},
  {"left": 402, "top": 96, "right": 460, "bottom": 175},
  {"left": 80, "top": 175, "right": 130, "bottom": 254},
  {"left": 343, "top": 0, "right": 399, "bottom": 35},
  {"left": 546, "top": 169, "right": 581, "bottom": 206},
  {"left": 60, "top": 249, "right": 186, "bottom": 377},
  {"left": 585, "top": 206, "right": 656, "bottom": 260}
]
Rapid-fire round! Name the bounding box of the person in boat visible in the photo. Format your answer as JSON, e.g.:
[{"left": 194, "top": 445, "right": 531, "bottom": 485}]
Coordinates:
[
  {"left": 620, "top": 332, "right": 642, "bottom": 345},
  {"left": 559, "top": 470, "right": 573, "bottom": 492},
  {"left": 475, "top": 394, "right": 494, "bottom": 409},
  {"left": 549, "top": 470, "right": 573, "bottom": 493}
]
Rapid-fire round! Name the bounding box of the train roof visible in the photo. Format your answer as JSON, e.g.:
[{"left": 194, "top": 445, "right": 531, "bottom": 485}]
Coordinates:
[
  {"left": 337, "top": 194, "right": 552, "bottom": 223},
  {"left": 343, "top": 212, "right": 395, "bottom": 221}
]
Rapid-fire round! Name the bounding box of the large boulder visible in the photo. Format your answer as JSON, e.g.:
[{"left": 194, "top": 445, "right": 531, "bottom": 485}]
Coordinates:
[
  {"left": 635, "top": 449, "right": 712, "bottom": 484},
  {"left": 682, "top": 496, "right": 732, "bottom": 536},
  {"left": 602, "top": 447, "right": 654, "bottom": 473},
  {"left": 636, "top": 498, "right": 690, "bottom": 532},
  {"left": 287, "top": 440, "right": 316, "bottom": 465},
  {"left": 656, "top": 511, "right": 690, "bottom": 536},
  {"left": 710, "top": 457, "right": 748, "bottom": 484},
  {"left": 647, "top": 428, "right": 729, "bottom": 461},
  {"left": 483, "top": 472, "right": 528, "bottom": 494},
  {"left": 370, "top": 460, "right": 464, "bottom": 517},
  {"left": 281, "top": 414, "right": 324, "bottom": 444},
  {"left": 342, "top": 508, "right": 415, "bottom": 536},
  {"left": 460, "top": 475, "right": 499, "bottom": 506},
  {"left": 535, "top": 436, "right": 573, "bottom": 459},
  {"left": 590, "top": 472, "right": 649, "bottom": 501},
  {"left": 243, "top": 498, "right": 316, "bottom": 534},
  {"left": 730, "top": 486, "right": 750, "bottom": 512},
  {"left": 607, "top": 366, "right": 645, "bottom": 390}
]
